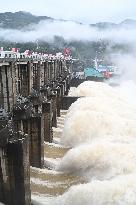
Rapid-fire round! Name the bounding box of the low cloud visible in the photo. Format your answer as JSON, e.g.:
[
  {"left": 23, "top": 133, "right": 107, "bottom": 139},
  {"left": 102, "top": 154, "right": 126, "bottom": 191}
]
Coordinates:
[
  {"left": 1, "top": 19, "right": 136, "bottom": 86},
  {"left": 1, "top": 19, "right": 136, "bottom": 46}
]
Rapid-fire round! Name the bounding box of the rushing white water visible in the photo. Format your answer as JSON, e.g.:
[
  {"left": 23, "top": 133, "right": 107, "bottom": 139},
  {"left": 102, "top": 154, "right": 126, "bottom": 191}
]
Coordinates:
[
  {"left": 32, "top": 174, "right": 136, "bottom": 205},
  {"left": 57, "top": 142, "right": 136, "bottom": 179},
  {"left": 33, "top": 81, "right": 136, "bottom": 205},
  {"left": 59, "top": 174, "right": 136, "bottom": 205},
  {"left": 61, "top": 83, "right": 136, "bottom": 147},
  {"left": 68, "top": 81, "right": 118, "bottom": 98}
]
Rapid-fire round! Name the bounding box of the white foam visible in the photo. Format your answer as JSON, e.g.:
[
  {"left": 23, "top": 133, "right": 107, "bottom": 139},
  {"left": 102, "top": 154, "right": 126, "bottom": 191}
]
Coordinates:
[
  {"left": 44, "top": 157, "right": 61, "bottom": 170},
  {"left": 61, "top": 82, "right": 136, "bottom": 147},
  {"left": 60, "top": 174, "right": 136, "bottom": 205},
  {"left": 33, "top": 81, "right": 136, "bottom": 205},
  {"left": 32, "top": 174, "right": 136, "bottom": 205},
  {"left": 57, "top": 142, "right": 136, "bottom": 179},
  {"left": 32, "top": 194, "right": 59, "bottom": 205},
  {"left": 68, "top": 81, "right": 118, "bottom": 98}
]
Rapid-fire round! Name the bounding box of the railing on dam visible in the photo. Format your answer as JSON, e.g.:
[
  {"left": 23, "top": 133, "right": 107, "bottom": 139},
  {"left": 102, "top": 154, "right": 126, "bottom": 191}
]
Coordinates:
[{"left": 0, "top": 57, "right": 74, "bottom": 205}]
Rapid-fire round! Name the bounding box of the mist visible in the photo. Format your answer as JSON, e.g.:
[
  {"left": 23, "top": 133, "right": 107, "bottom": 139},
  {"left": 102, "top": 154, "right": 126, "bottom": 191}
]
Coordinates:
[
  {"left": 0, "top": 19, "right": 136, "bottom": 45},
  {"left": 1, "top": 15, "right": 136, "bottom": 95}
]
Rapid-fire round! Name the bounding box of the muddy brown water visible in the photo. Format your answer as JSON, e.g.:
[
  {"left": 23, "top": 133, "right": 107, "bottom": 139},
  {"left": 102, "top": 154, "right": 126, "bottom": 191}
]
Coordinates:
[{"left": 30, "top": 110, "right": 85, "bottom": 197}]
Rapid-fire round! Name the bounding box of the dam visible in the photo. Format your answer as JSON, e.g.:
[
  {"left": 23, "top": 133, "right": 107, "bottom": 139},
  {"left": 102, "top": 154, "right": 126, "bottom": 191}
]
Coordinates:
[
  {"left": 1, "top": 52, "right": 136, "bottom": 205},
  {"left": 0, "top": 53, "right": 82, "bottom": 205}
]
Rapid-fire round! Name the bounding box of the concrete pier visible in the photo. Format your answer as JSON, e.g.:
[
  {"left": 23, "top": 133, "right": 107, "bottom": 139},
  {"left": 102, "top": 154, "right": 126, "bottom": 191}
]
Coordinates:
[
  {"left": 51, "top": 91, "right": 57, "bottom": 128},
  {"left": 55, "top": 87, "right": 61, "bottom": 117},
  {"left": 0, "top": 62, "right": 17, "bottom": 112},
  {"left": 0, "top": 57, "right": 72, "bottom": 204},
  {"left": 61, "top": 96, "right": 80, "bottom": 110},
  {"left": 29, "top": 114, "right": 44, "bottom": 168},
  {"left": 0, "top": 127, "right": 31, "bottom": 205},
  {"left": 42, "top": 101, "right": 53, "bottom": 143}
]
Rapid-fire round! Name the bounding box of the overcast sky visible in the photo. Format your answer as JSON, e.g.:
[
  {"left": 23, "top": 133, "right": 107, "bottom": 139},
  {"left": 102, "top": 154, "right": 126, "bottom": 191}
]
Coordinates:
[{"left": 0, "top": 0, "right": 136, "bottom": 23}]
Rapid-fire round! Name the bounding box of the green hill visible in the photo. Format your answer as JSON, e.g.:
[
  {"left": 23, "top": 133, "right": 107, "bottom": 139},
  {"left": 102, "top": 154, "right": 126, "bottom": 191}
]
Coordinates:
[{"left": 0, "top": 11, "right": 53, "bottom": 29}]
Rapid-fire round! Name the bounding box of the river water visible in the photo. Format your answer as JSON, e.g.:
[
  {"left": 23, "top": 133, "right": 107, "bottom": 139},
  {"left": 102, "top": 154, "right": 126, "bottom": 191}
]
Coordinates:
[{"left": 32, "top": 80, "right": 136, "bottom": 205}]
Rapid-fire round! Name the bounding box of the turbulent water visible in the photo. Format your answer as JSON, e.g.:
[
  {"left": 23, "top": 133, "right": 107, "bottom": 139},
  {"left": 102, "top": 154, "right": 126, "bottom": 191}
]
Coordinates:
[{"left": 32, "top": 81, "right": 136, "bottom": 205}]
